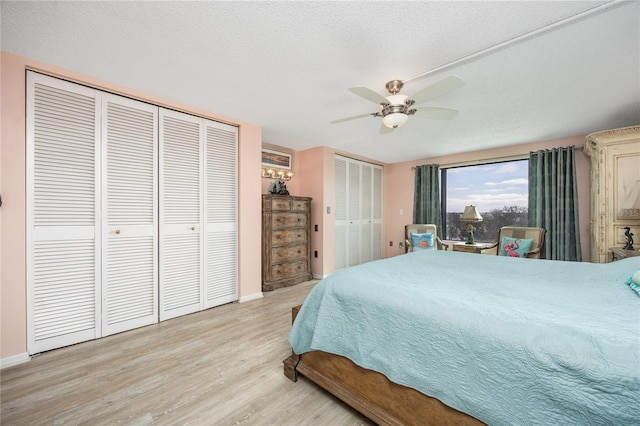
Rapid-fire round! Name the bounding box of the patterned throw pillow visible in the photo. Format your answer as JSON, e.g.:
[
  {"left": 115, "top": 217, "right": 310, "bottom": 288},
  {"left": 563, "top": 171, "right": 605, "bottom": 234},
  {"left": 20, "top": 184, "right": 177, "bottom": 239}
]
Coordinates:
[
  {"left": 626, "top": 270, "right": 640, "bottom": 296},
  {"left": 410, "top": 232, "right": 435, "bottom": 251},
  {"left": 498, "top": 237, "right": 533, "bottom": 258}
]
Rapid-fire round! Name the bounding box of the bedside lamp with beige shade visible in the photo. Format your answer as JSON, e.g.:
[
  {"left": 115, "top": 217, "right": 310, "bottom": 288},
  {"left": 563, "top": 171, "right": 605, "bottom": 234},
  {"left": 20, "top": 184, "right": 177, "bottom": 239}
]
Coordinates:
[{"left": 460, "top": 205, "right": 483, "bottom": 245}]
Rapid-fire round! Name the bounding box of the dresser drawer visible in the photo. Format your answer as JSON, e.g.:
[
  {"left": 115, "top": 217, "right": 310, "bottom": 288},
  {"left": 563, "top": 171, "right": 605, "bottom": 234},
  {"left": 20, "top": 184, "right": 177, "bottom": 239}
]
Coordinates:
[
  {"left": 291, "top": 198, "right": 310, "bottom": 212},
  {"left": 271, "top": 244, "right": 307, "bottom": 263},
  {"left": 272, "top": 212, "right": 307, "bottom": 228},
  {"left": 270, "top": 260, "right": 308, "bottom": 281},
  {"left": 270, "top": 197, "right": 291, "bottom": 211},
  {"left": 272, "top": 229, "right": 308, "bottom": 245}
]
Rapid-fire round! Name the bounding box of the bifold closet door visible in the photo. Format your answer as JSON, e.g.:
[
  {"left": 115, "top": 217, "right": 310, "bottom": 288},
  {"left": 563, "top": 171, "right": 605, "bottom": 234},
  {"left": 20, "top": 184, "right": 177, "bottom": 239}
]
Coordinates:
[
  {"left": 101, "top": 94, "right": 158, "bottom": 336},
  {"left": 372, "top": 167, "right": 383, "bottom": 260},
  {"left": 360, "top": 164, "right": 373, "bottom": 264},
  {"left": 159, "top": 111, "right": 238, "bottom": 319},
  {"left": 159, "top": 109, "right": 204, "bottom": 321},
  {"left": 204, "top": 121, "right": 238, "bottom": 308},
  {"left": 334, "top": 155, "right": 383, "bottom": 271},
  {"left": 347, "top": 160, "right": 361, "bottom": 267},
  {"left": 27, "top": 72, "right": 101, "bottom": 354},
  {"left": 334, "top": 156, "right": 347, "bottom": 270}
]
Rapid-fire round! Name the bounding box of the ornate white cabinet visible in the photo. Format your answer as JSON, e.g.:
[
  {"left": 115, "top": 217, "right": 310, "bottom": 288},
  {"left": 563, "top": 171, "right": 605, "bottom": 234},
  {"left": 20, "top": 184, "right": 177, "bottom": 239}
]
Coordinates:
[{"left": 584, "top": 125, "right": 640, "bottom": 263}]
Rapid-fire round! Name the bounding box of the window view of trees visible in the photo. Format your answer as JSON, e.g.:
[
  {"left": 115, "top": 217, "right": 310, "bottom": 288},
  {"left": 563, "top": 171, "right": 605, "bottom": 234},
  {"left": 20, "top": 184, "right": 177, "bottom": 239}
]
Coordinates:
[
  {"left": 446, "top": 206, "right": 528, "bottom": 243},
  {"left": 443, "top": 160, "right": 529, "bottom": 243}
]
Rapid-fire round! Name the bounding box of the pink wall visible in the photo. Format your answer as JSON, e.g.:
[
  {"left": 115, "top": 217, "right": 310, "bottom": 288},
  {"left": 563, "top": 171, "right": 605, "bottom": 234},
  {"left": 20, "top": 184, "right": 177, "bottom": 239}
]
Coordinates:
[
  {"left": 0, "top": 51, "right": 263, "bottom": 360},
  {"left": 383, "top": 136, "right": 592, "bottom": 261},
  {"left": 259, "top": 143, "right": 301, "bottom": 196}
]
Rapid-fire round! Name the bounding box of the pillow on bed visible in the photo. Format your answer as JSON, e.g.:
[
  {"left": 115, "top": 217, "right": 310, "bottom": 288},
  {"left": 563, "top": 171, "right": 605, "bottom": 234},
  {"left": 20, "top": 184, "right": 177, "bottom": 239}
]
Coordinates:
[
  {"left": 410, "top": 232, "right": 435, "bottom": 251},
  {"left": 498, "top": 237, "right": 533, "bottom": 258},
  {"left": 626, "top": 270, "right": 640, "bottom": 296}
]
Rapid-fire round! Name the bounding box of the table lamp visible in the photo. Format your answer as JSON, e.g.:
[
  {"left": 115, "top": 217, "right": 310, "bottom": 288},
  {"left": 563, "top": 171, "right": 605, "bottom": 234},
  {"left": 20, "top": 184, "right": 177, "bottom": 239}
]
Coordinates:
[{"left": 460, "top": 205, "right": 483, "bottom": 245}]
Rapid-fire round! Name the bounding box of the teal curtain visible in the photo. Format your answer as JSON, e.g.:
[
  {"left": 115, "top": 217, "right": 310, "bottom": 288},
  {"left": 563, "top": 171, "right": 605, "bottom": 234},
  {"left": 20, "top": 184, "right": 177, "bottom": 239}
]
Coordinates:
[
  {"left": 528, "top": 146, "right": 582, "bottom": 261},
  {"left": 413, "top": 164, "right": 442, "bottom": 238}
]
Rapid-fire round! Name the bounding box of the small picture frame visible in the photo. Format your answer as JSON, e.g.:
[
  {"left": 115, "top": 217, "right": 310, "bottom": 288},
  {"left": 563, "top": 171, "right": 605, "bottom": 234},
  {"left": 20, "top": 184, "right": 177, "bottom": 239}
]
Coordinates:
[{"left": 261, "top": 148, "right": 292, "bottom": 170}]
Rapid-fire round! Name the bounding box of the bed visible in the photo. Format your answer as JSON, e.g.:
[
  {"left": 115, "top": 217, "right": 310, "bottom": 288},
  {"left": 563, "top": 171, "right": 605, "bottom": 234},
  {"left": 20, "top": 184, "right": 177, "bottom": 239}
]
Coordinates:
[{"left": 284, "top": 249, "right": 640, "bottom": 425}]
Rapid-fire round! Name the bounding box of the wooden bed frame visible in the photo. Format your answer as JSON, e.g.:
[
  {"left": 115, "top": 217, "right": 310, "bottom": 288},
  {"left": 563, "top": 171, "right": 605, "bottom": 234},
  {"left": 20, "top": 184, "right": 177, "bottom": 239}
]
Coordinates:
[{"left": 283, "top": 305, "right": 485, "bottom": 426}]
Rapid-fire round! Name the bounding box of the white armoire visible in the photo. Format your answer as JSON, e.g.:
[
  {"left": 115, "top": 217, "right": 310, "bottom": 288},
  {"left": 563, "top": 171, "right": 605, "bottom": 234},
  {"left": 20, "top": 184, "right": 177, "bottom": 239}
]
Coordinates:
[
  {"left": 334, "top": 155, "right": 383, "bottom": 270},
  {"left": 584, "top": 125, "right": 640, "bottom": 263},
  {"left": 26, "top": 72, "right": 237, "bottom": 354}
]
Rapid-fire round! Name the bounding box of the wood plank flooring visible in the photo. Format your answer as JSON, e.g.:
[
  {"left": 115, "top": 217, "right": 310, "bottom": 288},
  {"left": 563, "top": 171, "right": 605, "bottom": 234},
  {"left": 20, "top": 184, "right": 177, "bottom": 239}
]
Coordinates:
[{"left": 1, "top": 281, "right": 373, "bottom": 425}]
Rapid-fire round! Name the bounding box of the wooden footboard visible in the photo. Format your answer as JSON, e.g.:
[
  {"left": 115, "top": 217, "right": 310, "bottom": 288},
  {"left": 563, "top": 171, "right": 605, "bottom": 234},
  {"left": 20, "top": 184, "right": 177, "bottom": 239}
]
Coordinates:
[{"left": 283, "top": 306, "right": 485, "bottom": 426}]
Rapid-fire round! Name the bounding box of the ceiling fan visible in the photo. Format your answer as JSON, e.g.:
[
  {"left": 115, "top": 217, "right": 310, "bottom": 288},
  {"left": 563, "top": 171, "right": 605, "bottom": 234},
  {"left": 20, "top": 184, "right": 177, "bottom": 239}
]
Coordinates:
[{"left": 330, "top": 75, "right": 465, "bottom": 134}]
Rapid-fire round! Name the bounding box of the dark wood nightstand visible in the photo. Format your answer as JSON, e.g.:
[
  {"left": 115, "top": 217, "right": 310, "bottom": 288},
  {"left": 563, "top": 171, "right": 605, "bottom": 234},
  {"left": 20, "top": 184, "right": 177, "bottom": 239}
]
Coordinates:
[
  {"left": 609, "top": 247, "right": 640, "bottom": 262},
  {"left": 453, "top": 242, "right": 492, "bottom": 254}
]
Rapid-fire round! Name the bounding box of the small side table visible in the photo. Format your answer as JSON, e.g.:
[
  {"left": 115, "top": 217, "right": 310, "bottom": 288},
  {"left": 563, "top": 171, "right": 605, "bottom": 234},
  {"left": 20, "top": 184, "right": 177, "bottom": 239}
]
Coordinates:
[
  {"left": 453, "top": 242, "right": 492, "bottom": 254},
  {"left": 609, "top": 247, "right": 640, "bottom": 262}
]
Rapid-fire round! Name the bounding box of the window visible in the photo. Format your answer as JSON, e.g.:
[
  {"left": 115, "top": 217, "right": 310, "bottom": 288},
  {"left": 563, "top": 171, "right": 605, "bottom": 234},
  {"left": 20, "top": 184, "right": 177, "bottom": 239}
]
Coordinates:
[{"left": 442, "top": 160, "right": 529, "bottom": 243}]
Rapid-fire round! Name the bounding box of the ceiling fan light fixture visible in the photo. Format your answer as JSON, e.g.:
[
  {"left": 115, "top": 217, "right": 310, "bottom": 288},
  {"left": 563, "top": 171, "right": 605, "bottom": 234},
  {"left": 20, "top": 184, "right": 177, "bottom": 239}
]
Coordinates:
[{"left": 382, "top": 112, "right": 408, "bottom": 128}]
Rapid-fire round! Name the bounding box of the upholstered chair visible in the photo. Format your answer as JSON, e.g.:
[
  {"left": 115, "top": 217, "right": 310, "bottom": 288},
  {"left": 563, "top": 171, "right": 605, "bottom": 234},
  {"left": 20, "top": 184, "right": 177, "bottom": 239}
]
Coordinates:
[
  {"left": 405, "top": 224, "right": 449, "bottom": 253},
  {"left": 482, "top": 226, "right": 546, "bottom": 259}
]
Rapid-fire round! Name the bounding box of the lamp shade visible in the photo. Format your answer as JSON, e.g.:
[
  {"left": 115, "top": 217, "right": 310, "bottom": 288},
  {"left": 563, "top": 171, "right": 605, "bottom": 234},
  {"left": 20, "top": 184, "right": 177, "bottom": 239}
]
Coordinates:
[
  {"left": 460, "top": 205, "right": 483, "bottom": 221},
  {"left": 382, "top": 113, "right": 408, "bottom": 128}
]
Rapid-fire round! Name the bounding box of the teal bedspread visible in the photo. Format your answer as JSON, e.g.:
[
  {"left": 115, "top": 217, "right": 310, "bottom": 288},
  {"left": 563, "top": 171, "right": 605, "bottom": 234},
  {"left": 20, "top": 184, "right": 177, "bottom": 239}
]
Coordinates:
[{"left": 289, "top": 250, "right": 640, "bottom": 425}]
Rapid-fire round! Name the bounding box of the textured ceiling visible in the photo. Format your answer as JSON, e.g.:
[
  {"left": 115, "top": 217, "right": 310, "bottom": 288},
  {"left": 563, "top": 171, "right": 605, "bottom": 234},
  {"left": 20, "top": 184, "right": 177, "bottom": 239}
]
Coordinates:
[{"left": 2, "top": 1, "right": 639, "bottom": 163}]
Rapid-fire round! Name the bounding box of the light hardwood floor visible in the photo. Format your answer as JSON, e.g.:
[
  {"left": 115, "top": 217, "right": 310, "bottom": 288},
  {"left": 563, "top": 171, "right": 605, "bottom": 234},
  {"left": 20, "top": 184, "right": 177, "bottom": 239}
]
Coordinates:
[{"left": 1, "top": 281, "right": 373, "bottom": 425}]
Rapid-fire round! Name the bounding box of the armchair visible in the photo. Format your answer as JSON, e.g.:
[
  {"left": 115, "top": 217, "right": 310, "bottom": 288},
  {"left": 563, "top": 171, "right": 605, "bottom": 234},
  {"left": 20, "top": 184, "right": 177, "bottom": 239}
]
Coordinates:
[
  {"left": 405, "top": 224, "right": 449, "bottom": 253},
  {"left": 482, "top": 226, "right": 546, "bottom": 259}
]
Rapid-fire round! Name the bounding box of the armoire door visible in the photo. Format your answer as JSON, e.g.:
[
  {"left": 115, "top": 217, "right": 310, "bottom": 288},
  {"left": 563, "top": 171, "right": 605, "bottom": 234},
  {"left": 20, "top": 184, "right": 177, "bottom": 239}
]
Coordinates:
[
  {"left": 101, "top": 94, "right": 158, "bottom": 336},
  {"left": 159, "top": 109, "right": 204, "bottom": 321},
  {"left": 27, "top": 72, "right": 101, "bottom": 354}
]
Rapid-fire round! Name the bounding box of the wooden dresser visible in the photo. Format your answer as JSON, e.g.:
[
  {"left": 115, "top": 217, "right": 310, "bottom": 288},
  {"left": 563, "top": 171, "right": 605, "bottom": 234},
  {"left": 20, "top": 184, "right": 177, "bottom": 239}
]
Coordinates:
[
  {"left": 584, "top": 125, "right": 640, "bottom": 263},
  {"left": 262, "top": 194, "right": 312, "bottom": 291}
]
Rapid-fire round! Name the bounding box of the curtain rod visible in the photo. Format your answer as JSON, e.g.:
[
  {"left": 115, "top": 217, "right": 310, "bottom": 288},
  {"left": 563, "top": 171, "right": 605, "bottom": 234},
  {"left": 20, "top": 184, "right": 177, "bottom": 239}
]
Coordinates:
[{"left": 411, "top": 146, "right": 584, "bottom": 170}]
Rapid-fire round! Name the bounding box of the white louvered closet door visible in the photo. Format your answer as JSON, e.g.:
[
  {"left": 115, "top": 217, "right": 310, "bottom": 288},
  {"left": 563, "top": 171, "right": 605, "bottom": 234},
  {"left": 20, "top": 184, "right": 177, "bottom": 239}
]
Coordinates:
[
  {"left": 347, "top": 160, "right": 361, "bottom": 267},
  {"left": 204, "top": 120, "right": 238, "bottom": 308},
  {"left": 334, "top": 156, "right": 347, "bottom": 270},
  {"left": 159, "top": 109, "right": 204, "bottom": 321},
  {"left": 334, "top": 156, "right": 383, "bottom": 271},
  {"left": 26, "top": 72, "right": 101, "bottom": 354},
  {"left": 360, "top": 164, "right": 373, "bottom": 264},
  {"left": 372, "top": 167, "right": 383, "bottom": 260},
  {"left": 102, "top": 95, "right": 158, "bottom": 336}
]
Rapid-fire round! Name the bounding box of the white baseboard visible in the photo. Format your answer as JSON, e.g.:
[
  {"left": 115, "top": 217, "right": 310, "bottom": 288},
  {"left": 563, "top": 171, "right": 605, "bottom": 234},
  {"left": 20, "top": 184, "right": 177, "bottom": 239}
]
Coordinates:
[
  {"left": 1, "top": 352, "right": 30, "bottom": 369},
  {"left": 312, "top": 273, "right": 328, "bottom": 280},
  {"left": 238, "top": 292, "right": 263, "bottom": 303}
]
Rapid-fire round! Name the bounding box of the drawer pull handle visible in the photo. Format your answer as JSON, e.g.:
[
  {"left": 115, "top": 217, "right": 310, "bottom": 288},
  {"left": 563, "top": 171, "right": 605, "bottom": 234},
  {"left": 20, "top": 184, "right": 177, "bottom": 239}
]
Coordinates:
[
  {"left": 191, "top": 226, "right": 195, "bottom": 231},
  {"left": 297, "top": 218, "right": 301, "bottom": 222},
  {"left": 297, "top": 250, "right": 301, "bottom": 254},
  {"left": 115, "top": 229, "right": 121, "bottom": 235}
]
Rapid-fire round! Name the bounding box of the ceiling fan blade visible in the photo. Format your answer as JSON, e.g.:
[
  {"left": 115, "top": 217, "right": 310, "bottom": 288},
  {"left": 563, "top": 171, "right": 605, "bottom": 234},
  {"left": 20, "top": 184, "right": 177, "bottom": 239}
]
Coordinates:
[
  {"left": 330, "top": 113, "right": 373, "bottom": 124},
  {"left": 379, "top": 123, "right": 394, "bottom": 135},
  {"left": 348, "top": 87, "right": 389, "bottom": 105},
  {"left": 409, "top": 76, "right": 465, "bottom": 105},
  {"left": 412, "top": 107, "right": 459, "bottom": 120}
]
